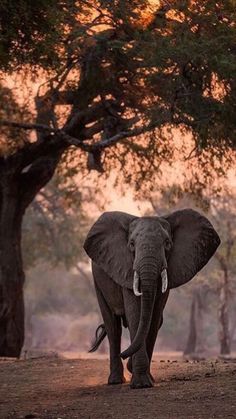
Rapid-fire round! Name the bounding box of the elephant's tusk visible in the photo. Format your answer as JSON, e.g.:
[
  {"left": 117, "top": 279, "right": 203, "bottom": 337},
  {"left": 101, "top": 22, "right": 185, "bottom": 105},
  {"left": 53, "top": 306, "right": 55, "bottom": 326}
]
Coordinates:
[
  {"left": 161, "top": 268, "right": 168, "bottom": 293},
  {"left": 133, "top": 271, "right": 142, "bottom": 297}
]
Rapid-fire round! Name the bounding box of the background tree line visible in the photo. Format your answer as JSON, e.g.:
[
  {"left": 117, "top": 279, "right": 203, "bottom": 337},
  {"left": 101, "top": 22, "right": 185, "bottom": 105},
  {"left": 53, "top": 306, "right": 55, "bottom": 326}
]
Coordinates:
[{"left": 21, "top": 179, "right": 236, "bottom": 357}]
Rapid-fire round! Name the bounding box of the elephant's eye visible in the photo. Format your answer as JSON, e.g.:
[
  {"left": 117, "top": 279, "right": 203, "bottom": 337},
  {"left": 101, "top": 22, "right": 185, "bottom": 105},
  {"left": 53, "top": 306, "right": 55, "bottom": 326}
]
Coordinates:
[
  {"left": 165, "top": 238, "right": 172, "bottom": 251},
  {"left": 129, "top": 240, "right": 135, "bottom": 252}
]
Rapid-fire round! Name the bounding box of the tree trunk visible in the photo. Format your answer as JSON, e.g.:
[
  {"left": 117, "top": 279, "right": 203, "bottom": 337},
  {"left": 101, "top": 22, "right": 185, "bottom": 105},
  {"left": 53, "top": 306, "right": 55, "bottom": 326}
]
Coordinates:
[
  {"left": 0, "top": 177, "right": 25, "bottom": 357},
  {"left": 184, "top": 295, "right": 196, "bottom": 354},
  {"left": 0, "top": 154, "right": 60, "bottom": 357},
  {"left": 184, "top": 289, "right": 205, "bottom": 356},
  {"left": 218, "top": 270, "right": 231, "bottom": 355}
]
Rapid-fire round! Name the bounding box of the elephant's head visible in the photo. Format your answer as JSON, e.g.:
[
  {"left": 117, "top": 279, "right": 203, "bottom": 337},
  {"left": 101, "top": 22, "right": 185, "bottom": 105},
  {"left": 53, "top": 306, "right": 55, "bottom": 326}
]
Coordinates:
[{"left": 84, "top": 209, "right": 220, "bottom": 359}]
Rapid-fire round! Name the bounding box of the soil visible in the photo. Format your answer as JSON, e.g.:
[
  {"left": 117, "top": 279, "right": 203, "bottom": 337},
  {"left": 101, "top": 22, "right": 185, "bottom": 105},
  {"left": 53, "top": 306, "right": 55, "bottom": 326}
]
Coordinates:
[{"left": 0, "top": 354, "right": 236, "bottom": 419}]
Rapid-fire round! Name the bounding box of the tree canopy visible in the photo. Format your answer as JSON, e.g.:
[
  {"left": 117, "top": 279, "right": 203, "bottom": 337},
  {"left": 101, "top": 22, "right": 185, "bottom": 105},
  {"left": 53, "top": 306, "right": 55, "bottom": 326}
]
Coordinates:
[
  {"left": 1, "top": 0, "right": 235, "bottom": 188},
  {"left": 0, "top": 0, "right": 79, "bottom": 70}
]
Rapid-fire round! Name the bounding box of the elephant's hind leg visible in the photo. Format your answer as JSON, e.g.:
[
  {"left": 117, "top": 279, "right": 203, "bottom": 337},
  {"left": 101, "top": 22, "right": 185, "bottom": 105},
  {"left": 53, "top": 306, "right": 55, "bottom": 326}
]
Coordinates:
[{"left": 95, "top": 282, "right": 125, "bottom": 385}]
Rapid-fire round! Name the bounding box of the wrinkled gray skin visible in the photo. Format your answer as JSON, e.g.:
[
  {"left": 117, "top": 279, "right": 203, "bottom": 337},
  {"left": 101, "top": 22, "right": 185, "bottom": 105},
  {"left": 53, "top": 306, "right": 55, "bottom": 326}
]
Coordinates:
[{"left": 84, "top": 209, "right": 220, "bottom": 389}]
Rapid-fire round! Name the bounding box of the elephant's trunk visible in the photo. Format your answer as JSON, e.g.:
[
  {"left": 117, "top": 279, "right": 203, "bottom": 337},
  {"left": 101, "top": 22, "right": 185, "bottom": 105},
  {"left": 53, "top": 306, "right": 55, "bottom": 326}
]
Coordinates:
[{"left": 120, "top": 267, "right": 157, "bottom": 360}]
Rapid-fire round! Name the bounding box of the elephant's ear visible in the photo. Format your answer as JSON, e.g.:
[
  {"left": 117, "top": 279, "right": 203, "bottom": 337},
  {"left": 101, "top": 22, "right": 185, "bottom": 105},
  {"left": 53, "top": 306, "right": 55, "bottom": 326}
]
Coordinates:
[
  {"left": 83, "top": 211, "right": 138, "bottom": 289},
  {"left": 164, "top": 209, "right": 220, "bottom": 289}
]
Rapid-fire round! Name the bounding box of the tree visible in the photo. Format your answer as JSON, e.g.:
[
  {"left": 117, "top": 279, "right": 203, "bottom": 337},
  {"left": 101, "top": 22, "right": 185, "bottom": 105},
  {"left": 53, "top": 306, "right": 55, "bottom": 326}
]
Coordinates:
[
  {"left": 183, "top": 287, "right": 208, "bottom": 357},
  {"left": 22, "top": 176, "right": 89, "bottom": 270},
  {"left": 0, "top": 1, "right": 236, "bottom": 357},
  {"left": 210, "top": 194, "right": 236, "bottom": 355}
]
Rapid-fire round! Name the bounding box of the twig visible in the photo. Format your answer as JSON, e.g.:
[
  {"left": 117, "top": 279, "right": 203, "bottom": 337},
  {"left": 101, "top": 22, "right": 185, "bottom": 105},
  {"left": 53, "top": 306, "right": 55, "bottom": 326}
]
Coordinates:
[{"left": 0, "top": 120, "right": 58, "bottom": 133}]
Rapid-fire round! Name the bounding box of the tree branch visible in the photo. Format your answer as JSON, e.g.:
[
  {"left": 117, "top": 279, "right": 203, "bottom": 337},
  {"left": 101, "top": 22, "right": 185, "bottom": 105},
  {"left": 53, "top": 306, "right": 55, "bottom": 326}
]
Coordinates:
[
  {"left": 19, "top": 154, "right": 61, "bottom": 210},
  {"left": 1, "top": 114, "right": 168, "bottom": 173},
  {"left": 0, "top": 120, "right": 58, "bottom": 133},
  {"left": 89, "top": 119, "right": 165, "bottom": 151},
  {"left": 64, "top": 99, "right": 119, "bottom": 133}
]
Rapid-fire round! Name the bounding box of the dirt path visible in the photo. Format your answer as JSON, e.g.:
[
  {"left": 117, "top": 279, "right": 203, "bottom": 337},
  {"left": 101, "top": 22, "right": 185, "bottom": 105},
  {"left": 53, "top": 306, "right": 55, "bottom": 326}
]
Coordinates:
[{"left": 0, "top": 356, "right": 236, "bottom": 419}]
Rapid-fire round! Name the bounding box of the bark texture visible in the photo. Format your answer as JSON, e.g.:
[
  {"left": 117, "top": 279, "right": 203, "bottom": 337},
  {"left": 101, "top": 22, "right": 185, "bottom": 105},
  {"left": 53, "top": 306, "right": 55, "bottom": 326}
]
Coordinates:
[
  {"left": 0, "top": 174, "right": 25, "bottom": 356},
  {"left": 0, "top": 154, "right": 60, "bottom": 357}
]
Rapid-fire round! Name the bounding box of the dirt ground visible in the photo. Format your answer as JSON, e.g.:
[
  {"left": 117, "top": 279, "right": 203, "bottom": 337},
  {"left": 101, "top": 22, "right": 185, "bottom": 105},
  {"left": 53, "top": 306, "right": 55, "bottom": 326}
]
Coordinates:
[{"left": 0, "top": 354, "right": 236, "bottom": 419}]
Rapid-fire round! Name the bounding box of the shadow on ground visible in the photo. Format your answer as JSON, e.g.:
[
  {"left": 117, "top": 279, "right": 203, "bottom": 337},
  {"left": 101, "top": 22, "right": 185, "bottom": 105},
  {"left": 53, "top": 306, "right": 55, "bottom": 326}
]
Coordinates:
[{"left": 0, "top": 355, "right": 236, "bottom": 418}]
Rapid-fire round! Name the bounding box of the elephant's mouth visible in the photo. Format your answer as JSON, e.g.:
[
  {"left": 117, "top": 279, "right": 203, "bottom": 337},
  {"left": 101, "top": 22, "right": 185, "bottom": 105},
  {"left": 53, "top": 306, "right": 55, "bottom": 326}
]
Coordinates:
[{"left": 133, "top": 268, "right": 168, "bottom": 297}]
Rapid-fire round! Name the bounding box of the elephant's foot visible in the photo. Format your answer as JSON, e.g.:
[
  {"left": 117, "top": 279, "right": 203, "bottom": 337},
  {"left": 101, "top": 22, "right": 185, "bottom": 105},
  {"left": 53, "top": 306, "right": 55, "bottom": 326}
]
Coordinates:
[
  {"left": 108, "top": 358, "right": 125, "bottom": 385},
  {"left": 127, "top": 359, "right": 155, "bottom": 383},
  {"left": 108, "top": 372, "right": 126, "bottom": 385},
  {"left": 130, "top": 372, "right": 154, "bottom": 389}
]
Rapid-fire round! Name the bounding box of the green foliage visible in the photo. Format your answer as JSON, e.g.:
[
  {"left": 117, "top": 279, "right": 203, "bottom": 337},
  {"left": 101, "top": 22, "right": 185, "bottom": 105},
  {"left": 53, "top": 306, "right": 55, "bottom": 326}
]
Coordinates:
[
  {"left": 0, "top": 84, "right": 32, "bottom": 154},
  {"left": 0, "top": 0, "right": 79, "bottom": 70},
  {"left": 22, "top": 175, "right": 90, "bottom": 270},
  {"left": 1, "top": 1, "right": 236, "bottom": 189},
  {"left": 144, "top": 0, "right": 236, "bottom": 148}
]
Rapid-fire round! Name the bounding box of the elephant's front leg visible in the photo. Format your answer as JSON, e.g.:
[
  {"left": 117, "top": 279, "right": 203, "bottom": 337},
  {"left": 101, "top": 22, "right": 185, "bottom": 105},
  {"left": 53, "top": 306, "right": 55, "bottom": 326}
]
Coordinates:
[
  {"left": 146, "top": 290, "right": 170, "bottom": 381},
  {"left": 123, "top": 289, "right": 153, "bottom": 389}
]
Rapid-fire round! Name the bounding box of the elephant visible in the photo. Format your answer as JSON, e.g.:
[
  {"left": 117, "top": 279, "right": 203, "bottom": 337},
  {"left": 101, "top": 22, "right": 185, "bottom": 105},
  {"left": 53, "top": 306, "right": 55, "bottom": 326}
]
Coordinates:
[{"left": 83, "top": 209, "right": 220, "bottom": 389}]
